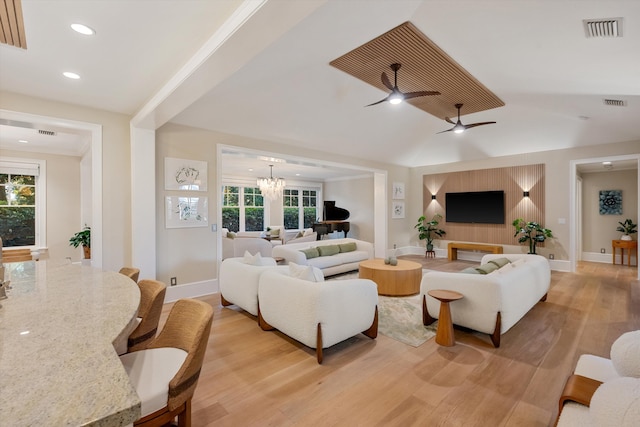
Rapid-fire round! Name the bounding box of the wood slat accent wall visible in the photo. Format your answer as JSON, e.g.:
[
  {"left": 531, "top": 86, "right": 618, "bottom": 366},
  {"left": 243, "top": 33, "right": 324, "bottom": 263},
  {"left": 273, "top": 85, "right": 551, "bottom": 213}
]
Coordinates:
[{"left": 422, "top": 164, "right": 545, "bottom": 245}]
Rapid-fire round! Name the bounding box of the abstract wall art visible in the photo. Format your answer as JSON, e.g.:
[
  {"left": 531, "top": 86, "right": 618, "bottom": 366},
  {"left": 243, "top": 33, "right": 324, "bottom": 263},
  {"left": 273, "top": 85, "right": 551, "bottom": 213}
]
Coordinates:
[{"left": 599, "top": 190, "right": 622, "bottom": 215}]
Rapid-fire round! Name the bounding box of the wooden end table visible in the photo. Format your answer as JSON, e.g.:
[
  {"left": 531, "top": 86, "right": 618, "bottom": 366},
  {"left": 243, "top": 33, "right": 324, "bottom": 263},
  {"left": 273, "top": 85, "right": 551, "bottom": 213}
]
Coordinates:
[
  {"left": 359, "top": 258, "right": 422, "bottom": 296},
  {"left": 612, "top": 240, "right": 638, "bottom": 266},
  {"left": 428, "top": 289, "right": 464, "bottom": 347}
]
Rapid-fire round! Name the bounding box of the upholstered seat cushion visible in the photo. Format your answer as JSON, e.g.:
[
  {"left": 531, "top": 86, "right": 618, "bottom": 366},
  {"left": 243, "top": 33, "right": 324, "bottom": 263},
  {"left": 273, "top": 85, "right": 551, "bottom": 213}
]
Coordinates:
[
  {"left": 574, "top": 354, "right": 620, "bottom": 382},
  {"left": 120, "top": 347, "right": 188, "bottom": 417},
  {"left": 610, "top": 330, "right": 640, "bottom": 377}
]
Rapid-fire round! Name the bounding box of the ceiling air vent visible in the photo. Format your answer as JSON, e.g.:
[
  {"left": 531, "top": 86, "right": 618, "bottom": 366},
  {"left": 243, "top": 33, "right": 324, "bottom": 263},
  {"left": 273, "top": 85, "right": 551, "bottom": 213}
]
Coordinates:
[
  {"left": 603, "top": 99, "right": 626, "bottom": 107},
  {"left": 38, "top": 129, "right": 56, "bottom": 136},
  {"left": 583, "top": 18, "right": 623, "bottom": 38}
]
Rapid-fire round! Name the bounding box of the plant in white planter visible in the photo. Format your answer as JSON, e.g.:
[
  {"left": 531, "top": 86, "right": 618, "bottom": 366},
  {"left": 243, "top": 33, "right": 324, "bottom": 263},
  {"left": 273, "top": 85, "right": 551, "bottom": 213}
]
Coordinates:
[{"left": 617, "top": 219, "right": 637, "bottom": 241}]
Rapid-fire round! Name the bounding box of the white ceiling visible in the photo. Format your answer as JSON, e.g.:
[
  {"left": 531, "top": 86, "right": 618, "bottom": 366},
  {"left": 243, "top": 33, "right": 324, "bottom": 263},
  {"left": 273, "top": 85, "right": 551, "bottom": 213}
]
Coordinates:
[{"left": 1, "top": 0, "right": 638, "bottom": 179}]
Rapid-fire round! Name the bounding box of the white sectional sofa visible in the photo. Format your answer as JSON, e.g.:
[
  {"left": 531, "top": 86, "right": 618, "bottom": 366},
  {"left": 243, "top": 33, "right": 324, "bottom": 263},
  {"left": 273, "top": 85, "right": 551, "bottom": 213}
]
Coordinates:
[
  {"left": 271, "top": 238, "right": 374, "bottom": 276},
  {"left": 257, "top": 268, "right": 378, "bottom": 363},
  {"left": 420, "top": 254, "right": 551, "bottom": 347}
]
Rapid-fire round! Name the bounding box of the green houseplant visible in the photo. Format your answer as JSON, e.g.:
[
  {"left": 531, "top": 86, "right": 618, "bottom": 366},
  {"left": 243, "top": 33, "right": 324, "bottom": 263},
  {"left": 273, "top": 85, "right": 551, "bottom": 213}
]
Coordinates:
[
  {"left": 415, "top": 214, "right": 446, "bottom": 253},
  {"left": 69, "top": 226, "right": 91, "bottom": 259},
  {"left": 512, "top": 218, "right": 552, "bottom": 255},
  {"left": 617, "top": 219, "right": 637, "bottom": 240}
]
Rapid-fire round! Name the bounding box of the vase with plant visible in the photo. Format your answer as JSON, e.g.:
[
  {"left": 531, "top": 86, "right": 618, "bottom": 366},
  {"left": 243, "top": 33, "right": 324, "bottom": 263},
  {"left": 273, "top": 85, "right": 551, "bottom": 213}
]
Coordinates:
[
  {"left": 617, "top": 219, "right": 637, "bottom": 241},
  {"left": 415, "top": 214, "right": 446, "bottom": 254},
  {"left": 69, "top": 226, "right": 91, "bottom": 259},
  {"left": 512, "top": 218, "right": 553, "bottom": 255}
]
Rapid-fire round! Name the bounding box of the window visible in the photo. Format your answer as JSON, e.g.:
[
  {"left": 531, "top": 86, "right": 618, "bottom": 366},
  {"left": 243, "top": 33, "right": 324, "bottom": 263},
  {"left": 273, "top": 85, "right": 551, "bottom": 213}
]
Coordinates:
[
  {"left": 283, "top": 189, "right": 317, "bottom": 230},
  {"left": 222, "top": 186, "right": 264, "bottom": 232},
  {"left": 0, "top": 159, "right": 45, "bottom": 248}
]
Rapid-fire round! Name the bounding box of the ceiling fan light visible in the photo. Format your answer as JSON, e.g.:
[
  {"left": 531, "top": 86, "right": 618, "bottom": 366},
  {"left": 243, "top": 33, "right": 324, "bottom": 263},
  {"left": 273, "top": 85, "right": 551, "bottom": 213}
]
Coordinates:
[
  {"left": 453, "top": 124, "right": 465, "bottom": 133},
  {"left": 389, "top": 95, "right": 403, "bottom": 104}
]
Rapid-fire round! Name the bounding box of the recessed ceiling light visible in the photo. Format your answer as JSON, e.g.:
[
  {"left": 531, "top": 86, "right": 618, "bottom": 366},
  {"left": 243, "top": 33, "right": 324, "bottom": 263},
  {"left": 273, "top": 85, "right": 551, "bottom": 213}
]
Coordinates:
[
  {"left": 603, "top": 161, "right": 612, "bottom": 166},
  {"left": 295, "top": 173, "right": 301, "bottom": 176},
  {"left": 63, "top": 72, "right": 80, "bottom": 80},
  {"left": 71, "top": 23, "right": 95, "bottom": 35},
  {"left": 18, "top": 139, "right": 28, "bottom": 143}
]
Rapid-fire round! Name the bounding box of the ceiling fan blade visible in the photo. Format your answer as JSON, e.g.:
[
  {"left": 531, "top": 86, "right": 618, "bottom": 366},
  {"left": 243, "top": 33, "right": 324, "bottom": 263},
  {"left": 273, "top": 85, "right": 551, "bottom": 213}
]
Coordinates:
[
  {"left": 365, "top": 97, "right": 389, "bottom": 107},
  {"left": 381, "top": 72, "right": 393, "bottom": 90},
  {"left": 436, "top": 128, "right": 454, "bottom": 134},
  {"left": 445, "top": 117, "right": 456, "bottom": 125},
  {"left": 464, "top": 121, "right": 496, "bottom": 129},
  {"left": 403, "top": 90, "right": 440, "bottom": 99}
]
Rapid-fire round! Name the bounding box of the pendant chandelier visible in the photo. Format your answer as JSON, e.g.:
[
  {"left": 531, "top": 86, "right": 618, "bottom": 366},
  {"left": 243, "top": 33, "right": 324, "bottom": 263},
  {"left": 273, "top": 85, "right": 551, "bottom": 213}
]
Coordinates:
[{"left": 257, "top": 164, "right": 286, "bottom": 200}]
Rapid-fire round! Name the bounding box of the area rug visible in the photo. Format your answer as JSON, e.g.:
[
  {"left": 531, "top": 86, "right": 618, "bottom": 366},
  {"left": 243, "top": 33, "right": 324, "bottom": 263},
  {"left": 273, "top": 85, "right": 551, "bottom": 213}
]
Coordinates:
[{"left": 329, "top": 271, "right": 437, "bottom": 347}]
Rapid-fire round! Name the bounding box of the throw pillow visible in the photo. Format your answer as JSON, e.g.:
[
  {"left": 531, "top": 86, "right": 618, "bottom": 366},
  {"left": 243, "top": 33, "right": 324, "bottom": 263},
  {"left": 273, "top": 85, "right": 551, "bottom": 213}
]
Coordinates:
[
  {"left": 295, "top": 231, "right": 304, "bottom": 238},
  {"left": 460, "top": 267, "right": 481, "bottom": 274},
  {"left": 488, "top": 257, "right": 511, "bottom": 268},
  {"left": 243, "top": 251, "right": 269, "bottom": 266},
  {"left": 289, "top": 262, "right": 324, "bottom": 282},
  {"left": 269, "top": 228, "right": 280, "bottom": 237},
  {"left": 339, "top": 242, "right": 357, "bottom": 253},
  {"left": 318, "top": 244, "right": 340, "bottom": 257},
  {"left": 300, "top": 247, "right": 320, "bottom": 259},
  {"left": 475, "top": 263, "right": 499, "bottom": 275},
  {"left": 303, "top": 228, "right": 314, "bottom": 237},
  {"left": 227, "top": 231, "right": 236, "bottom": 239},
  {"left": 610, "top": 330, "right": 640, "bottom": 377}
]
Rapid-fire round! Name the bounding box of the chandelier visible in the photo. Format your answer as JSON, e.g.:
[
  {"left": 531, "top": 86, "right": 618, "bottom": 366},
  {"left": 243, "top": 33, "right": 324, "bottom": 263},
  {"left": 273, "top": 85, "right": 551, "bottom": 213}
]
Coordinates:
[{"left": 257, "top": 164, "right": 286, "bottom": 200}]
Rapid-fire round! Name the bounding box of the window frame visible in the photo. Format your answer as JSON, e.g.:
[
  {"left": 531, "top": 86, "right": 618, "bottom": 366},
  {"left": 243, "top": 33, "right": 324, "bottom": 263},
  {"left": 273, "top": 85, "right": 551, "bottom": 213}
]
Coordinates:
[
  {"left": 0, "top": 157, "right": 47, "bottom": 249},
  {"left": 283, "top": 186, "right": 319, "bottom": 230},
  {"left": 222, "top": 184, "right": 267, "bottom": 232}
]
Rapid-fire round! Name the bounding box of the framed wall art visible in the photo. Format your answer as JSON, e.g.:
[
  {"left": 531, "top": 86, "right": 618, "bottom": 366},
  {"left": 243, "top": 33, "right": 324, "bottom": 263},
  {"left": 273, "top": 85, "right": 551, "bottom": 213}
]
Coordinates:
[
  {"left": 392, "top": 182, "right": 405, "bottom": 199},
  {"left": 392, "top": 201, "right": 405, "bottom": 219},
  {"left": 599, "top": 190, "right": 622, "bottom": 215},
  {"left": 165, "top": 196, "right": 209, "bottom": 228},
  {"left": 164, "top": 157, "right": 207, "bottom": 191}
]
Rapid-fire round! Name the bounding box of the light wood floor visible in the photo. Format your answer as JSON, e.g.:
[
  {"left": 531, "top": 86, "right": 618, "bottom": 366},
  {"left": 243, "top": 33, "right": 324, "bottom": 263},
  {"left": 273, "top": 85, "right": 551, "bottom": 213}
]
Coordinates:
[{"left": 159, "top": 259, "right": 639, "bottom": 426}]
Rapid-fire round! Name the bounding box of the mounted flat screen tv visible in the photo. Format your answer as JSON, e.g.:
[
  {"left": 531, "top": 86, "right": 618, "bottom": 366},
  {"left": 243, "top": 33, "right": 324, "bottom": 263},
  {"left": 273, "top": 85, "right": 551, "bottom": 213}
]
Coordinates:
[{"left": 445, "top": 191, "right": 505, "bottom": 224}]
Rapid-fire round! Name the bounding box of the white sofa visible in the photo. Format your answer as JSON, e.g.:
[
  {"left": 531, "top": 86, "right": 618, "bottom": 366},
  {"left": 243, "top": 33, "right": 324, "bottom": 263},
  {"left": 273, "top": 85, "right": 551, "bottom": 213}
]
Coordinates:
[
  {"left": 272, "top": 238, "right": 373, "bottom": 276},
  {"left": 257, "top": 268, "right": 379, "bottom": 363},
  {"left": 219, "top": 256, "right": 287, "bottom": 316},
  {"left": 420, "top": 254, "right": 550, "bottom": 347},
  {"left": 556, "top": 330, "right": 640, "bottom": 426},
  {"left": 221, "top": 228, "right": 274, "bottom": 260}
]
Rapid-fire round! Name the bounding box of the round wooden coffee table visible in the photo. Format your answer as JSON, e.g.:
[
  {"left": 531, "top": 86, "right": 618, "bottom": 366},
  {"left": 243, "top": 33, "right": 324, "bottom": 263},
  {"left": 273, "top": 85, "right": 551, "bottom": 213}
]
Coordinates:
[
  {"left": 358, "top": 258, "right": 422, "bottom": 296},
  {"left": 427, "top": 289, "right": 464, "bottom": 347}
]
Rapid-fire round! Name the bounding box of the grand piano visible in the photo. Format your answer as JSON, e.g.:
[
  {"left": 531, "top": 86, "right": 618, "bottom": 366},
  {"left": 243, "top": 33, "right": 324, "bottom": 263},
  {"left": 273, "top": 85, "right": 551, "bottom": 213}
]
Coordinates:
[{"left": 312, "top": 201, "right": 350, "bottom": 240}]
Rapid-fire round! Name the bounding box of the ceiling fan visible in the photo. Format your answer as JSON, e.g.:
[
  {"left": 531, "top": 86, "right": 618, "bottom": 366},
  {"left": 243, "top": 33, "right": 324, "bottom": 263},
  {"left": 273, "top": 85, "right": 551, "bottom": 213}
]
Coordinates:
[
  {"left": 438, "top": 103, "right": 496, "bottom": 134},
  {"left": 366, "top": 63, "right": 440, "bottom": 107}
]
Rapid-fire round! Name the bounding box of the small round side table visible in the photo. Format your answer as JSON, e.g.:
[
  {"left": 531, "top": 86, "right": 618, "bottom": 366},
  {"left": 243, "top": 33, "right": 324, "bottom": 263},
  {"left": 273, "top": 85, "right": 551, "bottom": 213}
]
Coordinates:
[{"left": 427, "top": 289, "right": 464, "bottom": 347}]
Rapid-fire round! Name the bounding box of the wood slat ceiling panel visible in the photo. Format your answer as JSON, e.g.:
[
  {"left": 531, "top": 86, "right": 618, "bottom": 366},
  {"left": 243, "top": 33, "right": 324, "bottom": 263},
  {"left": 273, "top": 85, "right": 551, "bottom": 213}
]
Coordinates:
[
  {"left": 330, "top": 21, "right": 503, "bottom": 119},
  {"left": 0, "top": 0, "right": 27, "bottom": 49}
]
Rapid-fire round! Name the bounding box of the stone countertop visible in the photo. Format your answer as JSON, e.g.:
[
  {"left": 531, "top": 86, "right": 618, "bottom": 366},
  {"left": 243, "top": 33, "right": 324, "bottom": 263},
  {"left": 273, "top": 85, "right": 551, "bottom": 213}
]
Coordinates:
[{"left": 0, "top": 260, "right": 141, "bottom": 426}]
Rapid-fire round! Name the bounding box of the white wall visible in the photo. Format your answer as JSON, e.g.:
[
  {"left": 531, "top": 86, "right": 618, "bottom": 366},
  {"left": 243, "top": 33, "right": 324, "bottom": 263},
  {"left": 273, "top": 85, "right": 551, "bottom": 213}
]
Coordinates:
[{"left": 324, "top": 175, "right": 374, "bottom": 242}]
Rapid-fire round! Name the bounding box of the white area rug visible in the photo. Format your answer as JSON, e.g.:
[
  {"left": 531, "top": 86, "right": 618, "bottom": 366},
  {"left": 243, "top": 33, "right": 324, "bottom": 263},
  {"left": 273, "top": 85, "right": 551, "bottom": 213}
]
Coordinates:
[{"left": 328, "top": 271, "right": 437, "bottom": 347}]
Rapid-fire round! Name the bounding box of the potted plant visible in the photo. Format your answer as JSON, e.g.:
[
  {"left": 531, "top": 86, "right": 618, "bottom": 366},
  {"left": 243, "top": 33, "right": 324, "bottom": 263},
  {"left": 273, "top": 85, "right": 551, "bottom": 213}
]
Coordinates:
[
  {"left": 69, "top": 226, "right": 91, "bottom": 259},
  {"left": 617, "top": 219, "right": 637, "bottom": 241},
  {"left": 512, "top": 218, "right": 553, "bottom": 255},
  {"left": 415, "top": 214, "right": 446, "bottom": 254}
]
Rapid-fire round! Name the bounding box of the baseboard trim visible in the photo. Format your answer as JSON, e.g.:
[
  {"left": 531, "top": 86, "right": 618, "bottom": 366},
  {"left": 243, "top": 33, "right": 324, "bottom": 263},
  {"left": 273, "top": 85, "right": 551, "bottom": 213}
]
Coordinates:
[
  {"left": 165, "top": 278, "right": 218, "bottom": 303},
  {"left": 582, "top": 251, "right": 636, "bottom": 266}
]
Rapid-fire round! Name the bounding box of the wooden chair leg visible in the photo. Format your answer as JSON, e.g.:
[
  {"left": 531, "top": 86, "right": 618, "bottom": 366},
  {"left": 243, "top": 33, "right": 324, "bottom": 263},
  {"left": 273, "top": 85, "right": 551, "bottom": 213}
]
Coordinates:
[
  {"left": 422, "top": 295, "right": 436, "bottom": 325},
  {"left": 490, "top": 312, "right": 501, "bottom": 348},
  {"left": 540, "top": 293, "right": 548, "bottom": 302},
  {"left": 362, "top": 306, "right": 378, "bottom": 339},
  {"left": 316, "top": 323, "right": 323, "bottom": 364}
]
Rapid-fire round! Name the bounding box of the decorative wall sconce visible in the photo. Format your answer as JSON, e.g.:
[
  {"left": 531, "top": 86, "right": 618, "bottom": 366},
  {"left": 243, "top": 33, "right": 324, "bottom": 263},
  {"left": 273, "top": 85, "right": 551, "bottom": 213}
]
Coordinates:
[
  {"left": 523, "top": 191, "right": 530, "bottom": 198},
  {"left": 431, "top": 194, "right": 437, "bottom": 200}
]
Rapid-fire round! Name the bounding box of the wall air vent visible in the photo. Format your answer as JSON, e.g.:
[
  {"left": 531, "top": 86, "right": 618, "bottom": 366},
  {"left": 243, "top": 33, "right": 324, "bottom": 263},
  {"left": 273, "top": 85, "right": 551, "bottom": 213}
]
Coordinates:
[
  {"left": 583, "top": 18, "right": 623, "bottom": 38},
  {"left": 38, "top": 129, "right": 56, "bottom": 136},
  {"left": 603, "top": 99, "right": 626, "bottom": 107}
]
